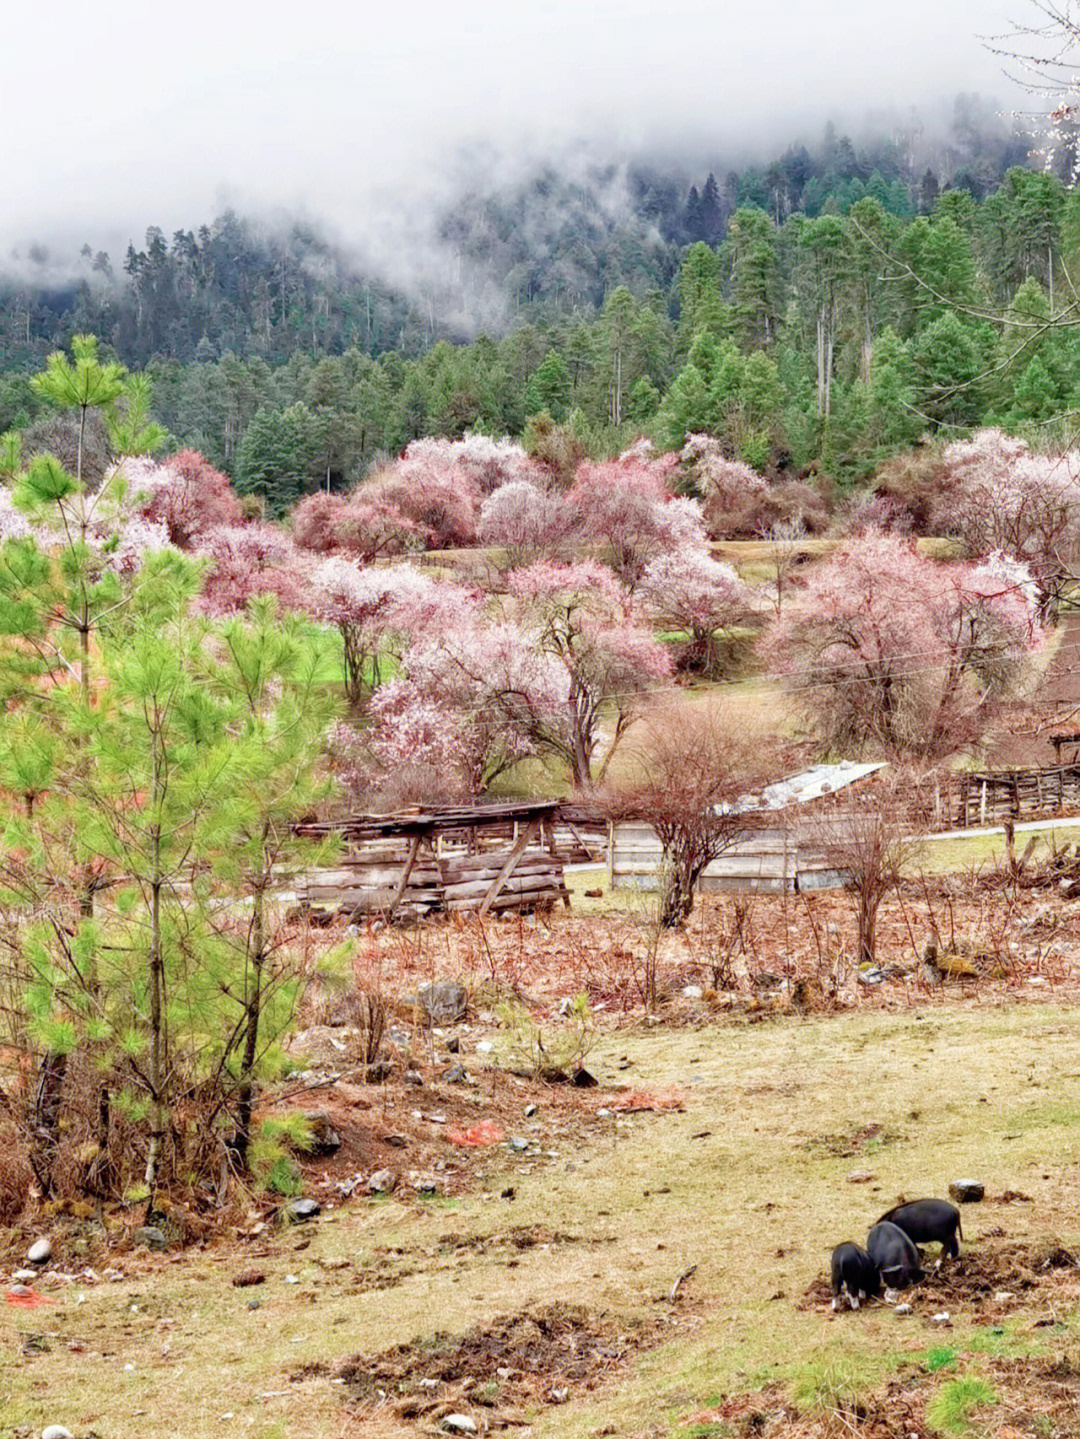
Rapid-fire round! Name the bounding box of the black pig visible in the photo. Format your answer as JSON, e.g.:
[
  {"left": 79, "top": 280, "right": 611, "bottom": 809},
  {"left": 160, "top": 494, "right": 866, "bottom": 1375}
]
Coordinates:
[
  {"left": 830, "top": 1242, "right": 880, "bottom": 1310},
  {"left": 867, "top": 1220, "right": 925, "bottom": 1293},
  {"left": 877, "top": 1198, "right": 962, "bottom": 1264}
]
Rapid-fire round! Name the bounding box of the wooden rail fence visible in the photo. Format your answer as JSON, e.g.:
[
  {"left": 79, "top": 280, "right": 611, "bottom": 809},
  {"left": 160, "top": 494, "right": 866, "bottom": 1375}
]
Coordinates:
[{"left": 954, "top": 763, "right": 1080, "bottom": 827}]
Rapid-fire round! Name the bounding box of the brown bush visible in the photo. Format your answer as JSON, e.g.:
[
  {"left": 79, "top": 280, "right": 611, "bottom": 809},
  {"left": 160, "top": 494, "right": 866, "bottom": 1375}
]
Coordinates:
[
  {"left": 705, "top": 478, "right": 831, "bottom": 539},
  {"left": 0, "top": 1121, "right": 31, "bottom": 1222}
]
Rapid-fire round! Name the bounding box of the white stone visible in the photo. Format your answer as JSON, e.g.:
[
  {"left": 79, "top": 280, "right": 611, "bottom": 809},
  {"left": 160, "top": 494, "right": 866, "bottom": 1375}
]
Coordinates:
[
  {"left": 931, "top": 1311, "right": 952, "bottom": 1325},
  {"left": 441, "top": 1418, "right": 477, "bottom": 1435},
  {"left": 284, "top": 1273, "right": 300, "bottom": 1284},
  {"left": 42, "top": 1427, "right": 74, "bottom": 1439},
  {"left": 994, "top": 1290, "right": 1015, "bottom": 1302},
  {"left": 682, "top": 985, "right": 703, "bottom": 999},
  {"left": 27, "top": 1239, "right": 52, "bottom": 1264},
  {"left": 476, "top": 1041, "right": 494, "bottom": 1053},
  {"left": 894, "top": 1303, "right": 912, "bottom": 1315}
]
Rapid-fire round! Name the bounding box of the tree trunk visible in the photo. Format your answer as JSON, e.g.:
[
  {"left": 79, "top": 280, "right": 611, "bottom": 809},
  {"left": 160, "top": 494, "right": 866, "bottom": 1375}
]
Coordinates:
[
  {"left": 660, "top": 869, "right": 696, "bottom": 929},
  {"left": 144, "top": 823, "right": 166, "bottom": 1206},
  {"left": 30, "top": 1050, "right": 67, "bottom": 1196},
  {"left": 235, "top": 877, "right": 266, "bottom": 1170},
  {"left": 856, "top": 886, "right": 879, "bottom": 968}
]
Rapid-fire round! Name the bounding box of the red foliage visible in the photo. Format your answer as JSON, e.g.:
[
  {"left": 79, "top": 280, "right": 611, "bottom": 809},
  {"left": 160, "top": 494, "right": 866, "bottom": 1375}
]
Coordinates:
[
  {"left": 195, "top": 524, "right": 311, "bottom": 616},
  {"left": 291, "top": 489, "right": 422, "bottom": 561},
  {"left": 128, "top": 450, "right": 243, "bottom": 548}
]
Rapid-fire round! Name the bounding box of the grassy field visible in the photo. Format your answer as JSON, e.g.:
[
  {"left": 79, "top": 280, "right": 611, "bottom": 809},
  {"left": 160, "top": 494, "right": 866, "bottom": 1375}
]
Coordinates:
[{"left": 4, "top": 1002, "right": 1078, "bottom": 1439}]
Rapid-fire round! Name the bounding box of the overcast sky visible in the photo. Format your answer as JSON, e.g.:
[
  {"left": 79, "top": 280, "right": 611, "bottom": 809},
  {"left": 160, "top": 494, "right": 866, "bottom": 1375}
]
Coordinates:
[{"left": 1, "top": 0, "right": 1022, "bottom": 262}]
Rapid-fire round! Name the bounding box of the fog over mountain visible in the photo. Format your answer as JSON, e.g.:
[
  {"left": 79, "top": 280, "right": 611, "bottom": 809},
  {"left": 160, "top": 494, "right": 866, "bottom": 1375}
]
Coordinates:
[{"left": 3, "top": 0, "right": 1018, "bottom": 293}]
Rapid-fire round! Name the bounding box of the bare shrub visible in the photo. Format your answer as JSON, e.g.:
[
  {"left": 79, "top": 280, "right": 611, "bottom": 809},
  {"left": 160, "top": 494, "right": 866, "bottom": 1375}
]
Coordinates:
[
  {"left": 607, "top": 699, "right": 774, "bottom": 930},
  {"left": 807, "top": 778, "right": 924, "bottom": 967}
]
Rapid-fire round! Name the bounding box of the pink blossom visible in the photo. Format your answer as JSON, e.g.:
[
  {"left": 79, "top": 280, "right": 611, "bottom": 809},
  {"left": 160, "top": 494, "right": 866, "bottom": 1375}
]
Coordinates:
[
  {"left": 404, "top": 434, "right": 541, "bottom": 496},
  {"left": 762, "top": 532, "right": 1045, "bottom": 757},
  {"left": 935, "top": 428, "right": 1080, "bottom": 614},
  {"left": 195, "top": 523, "right": 311, "bottom": 615},
  {"left": 477, "top": 481, "right": 570, "bottom": 566},
  {"left": 565, "top": 452, "right": 703, "bottom": 585},
  {"left": 308, "top": 558, "right": 479, "bottom": 706},
  {"left": 101, "top": 516, "right": 171, "bottom": 575},
  {"left": 639, "top": 547, "right": 751, "bottom": 673},
  {"left": 291, "top": 488, "right": 423, "bottom": 559}
]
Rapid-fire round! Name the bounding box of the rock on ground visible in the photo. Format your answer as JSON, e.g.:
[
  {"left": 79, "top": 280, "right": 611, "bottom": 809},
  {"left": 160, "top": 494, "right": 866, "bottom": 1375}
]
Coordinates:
[
  {"left": 949, "top": 1180, "right": 985, "bottom": 1203},
  {"left": 414, "top": 980, "right": 468, "bottom": 1024}
]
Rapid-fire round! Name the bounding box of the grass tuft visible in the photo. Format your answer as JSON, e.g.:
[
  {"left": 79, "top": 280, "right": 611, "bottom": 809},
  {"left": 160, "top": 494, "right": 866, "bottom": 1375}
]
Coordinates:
[{"left": 926, "top": 1375, "right": 998, "bottom": 1435}]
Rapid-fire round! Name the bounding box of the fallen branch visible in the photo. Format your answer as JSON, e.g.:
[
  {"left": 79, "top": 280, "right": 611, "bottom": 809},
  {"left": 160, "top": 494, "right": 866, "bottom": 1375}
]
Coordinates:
[{"left": 669, "top": 1264, "right": 697, "bottom": 1302}]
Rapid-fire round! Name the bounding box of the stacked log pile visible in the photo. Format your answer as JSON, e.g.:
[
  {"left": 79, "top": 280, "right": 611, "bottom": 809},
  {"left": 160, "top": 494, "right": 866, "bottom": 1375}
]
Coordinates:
[
  {"left": 294, "top": 839, "right": 442, "bottom": 922},
  {"left": 290, "top": 801, "right": 575, "bottom": 923},
  {"left": 442, "top": 850, "right": 570, "bottom": 914}
]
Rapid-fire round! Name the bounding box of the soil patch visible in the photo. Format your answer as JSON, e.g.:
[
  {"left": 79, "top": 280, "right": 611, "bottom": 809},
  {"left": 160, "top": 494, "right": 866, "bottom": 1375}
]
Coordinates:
[
  {"left": 332, "top": 1300, "right": 671, "bottom": 1426},
  {"left": 725, "top": 1352, "right": 1080, "bottom": 1439},
  {"left": 799, "top": 1237, "right": 1080, "bottom": 1318},
  {"left": 434, "top": 1223, "right": 614, "bottom": 1256}
]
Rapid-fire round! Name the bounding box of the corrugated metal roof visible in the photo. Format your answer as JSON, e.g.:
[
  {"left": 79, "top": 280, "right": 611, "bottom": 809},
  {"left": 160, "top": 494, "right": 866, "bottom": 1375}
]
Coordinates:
[{"left": 721, "top": 761, "right": 887, "bottom": 815}]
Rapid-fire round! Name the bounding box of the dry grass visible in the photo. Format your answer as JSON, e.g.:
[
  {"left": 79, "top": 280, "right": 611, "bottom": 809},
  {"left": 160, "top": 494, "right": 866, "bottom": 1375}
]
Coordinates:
[{"left": 3, "top": 1002, "right": 1079, "bottom": 1438}]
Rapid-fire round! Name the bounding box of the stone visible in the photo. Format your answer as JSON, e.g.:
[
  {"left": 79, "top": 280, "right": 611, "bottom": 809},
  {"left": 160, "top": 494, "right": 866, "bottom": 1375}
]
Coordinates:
[
  {"left": 365, "top": 1060, "right": 393, "bottom": 1083},
  {"left": 442, "top": 1064, "right": 467, "bottom": 1084},
  {"left": 571, "top": 1068, "right": 597, "bottom": 1088},
  {"left": 949, "top": 1180, "right": 985, "bottom": 1203},
  {"left": 367, "top": 1169, "right": 398, "bottom": 1194},
  {"left": 509, "top": 1137, "right": 530, "bottom": 1152},
  {"left": 305, "top": 1113, "right": 342, "bottom": 1156},
  {"left": 524, "top": 1104, "right": 537, "bottom": 1118},
  {"left": 931, "top": 1312, "right": 952, "bottom": 1326},
  {"left": 847, "top": 1171, "right": 876, "bottom": 1184},
  {"left": 404, "top": 1069, "right": 424, "bottom": 1086},
  {"left": 441, "top": 1417, "right": 477, "bottom": 1434},
  {"left": 445, "top": 1036, "right": 460, "bottom": 1054},
  {"left": 994, "top": 1290, "right": 1015, "bottom": 1303},
  {"left": 894, "top": 1303, "right": 912, "bottom": 1316},
  {"left": 476, "top": 1041, "right": 494, "bottom": 1054},
  {"left": 682, "top": 984, "right": 703, "bottom": 999},
  {"left": 42, "top": 1427, "right": 74, "bottom": 1439},
  {"left": 284, "top": 1198, "right": 321, "bottom": 1223},
  {"left": 383, "top": 1133, "right": 408, "bottom": 1148},
  {"left": 13, "top": 1269, "right": 37, "bottom": 1283},
  {"left": 247, "top": 1299, "right": 260, "bottom": 1310},
  {"left": 284, "top": 1273, "right": 300, "bottom": 1284},
  {"left": 134, "top": 1226, "right": 169, "bottom": 1251},
  {"left": 27, "top": 1238, "right": 52, "bottom": 1265},
  {"left": 415, "top": 980, "right": 468, "bottom": 1024}
]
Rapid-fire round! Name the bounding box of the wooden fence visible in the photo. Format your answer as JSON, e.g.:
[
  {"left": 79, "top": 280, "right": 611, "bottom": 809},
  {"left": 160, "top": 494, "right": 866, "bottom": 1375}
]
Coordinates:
[
  {"left": 610, "top": 821, "right": 848, "bottom": 895},
  {"left": 954, "top": 764, "right": 1080, "bottom": 828}
]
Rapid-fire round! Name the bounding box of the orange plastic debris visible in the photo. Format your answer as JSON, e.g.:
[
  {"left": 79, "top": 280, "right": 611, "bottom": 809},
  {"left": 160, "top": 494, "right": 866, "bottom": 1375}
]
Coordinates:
[
  {"left": 6, "top": 1286, "right": 55, "bottom": 1307},
  {"left": 446, "top": 1120, "right": 505, "bottom": 1147}
]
